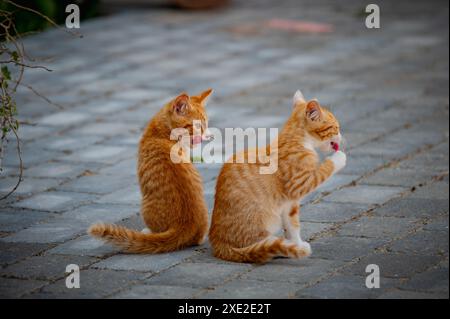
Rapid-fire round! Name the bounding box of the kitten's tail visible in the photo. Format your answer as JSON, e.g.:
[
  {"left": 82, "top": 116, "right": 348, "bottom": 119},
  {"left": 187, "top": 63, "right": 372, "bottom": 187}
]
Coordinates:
[
  {"left": 88, "top": 223, "right": 188, "bottom": 254},
  {"left": 228, "top": 237, "right": 310, "bottom": 263}
]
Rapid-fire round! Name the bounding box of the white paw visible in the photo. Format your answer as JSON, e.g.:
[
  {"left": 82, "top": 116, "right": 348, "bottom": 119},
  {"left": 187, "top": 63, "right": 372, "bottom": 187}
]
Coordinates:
[
  {"left": 141, "top": 227, "right": 151, "bottom": 234},
  {"left": 298, "top": 241, "right": 312, "bottom": 256},
  {"left": 329, "top": 151, "right": 347, "bottom": 173}
]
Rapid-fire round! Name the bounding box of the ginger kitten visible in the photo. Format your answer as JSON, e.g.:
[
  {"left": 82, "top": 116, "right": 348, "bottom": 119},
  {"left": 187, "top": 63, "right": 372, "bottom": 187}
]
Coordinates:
[
  {"left": 89, "top": 89, "right": 213, "bottom": 253},
  {"left": 209, "top": 90, "right": 346, "bottom": 263}
]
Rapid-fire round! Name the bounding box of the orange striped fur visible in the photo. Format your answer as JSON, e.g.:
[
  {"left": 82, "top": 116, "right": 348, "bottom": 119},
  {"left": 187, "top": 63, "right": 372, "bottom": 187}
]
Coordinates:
[
  {"left": 88, "top": 89, "right": 213, "bottom": 253},
  {"left": 209, "top": 91, "right": 346, "bottom": 263}
]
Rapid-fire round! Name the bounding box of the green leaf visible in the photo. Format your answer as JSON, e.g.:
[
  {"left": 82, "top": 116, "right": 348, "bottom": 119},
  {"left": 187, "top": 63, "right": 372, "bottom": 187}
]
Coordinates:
[
  {"left": 11, "top": 51, "right": 19, "bottom": 62},
  {"left": 1, "top": 66, "right": 11, "bottom": 81}
]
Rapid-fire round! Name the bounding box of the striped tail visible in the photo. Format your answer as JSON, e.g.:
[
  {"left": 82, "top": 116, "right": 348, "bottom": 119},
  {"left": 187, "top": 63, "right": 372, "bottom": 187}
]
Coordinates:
[
  {"left": 88, "top": 223, "right": 190, "bottom": 254},
  {"left": 216, "top": 237, "right": 311, "bottom": 263}
]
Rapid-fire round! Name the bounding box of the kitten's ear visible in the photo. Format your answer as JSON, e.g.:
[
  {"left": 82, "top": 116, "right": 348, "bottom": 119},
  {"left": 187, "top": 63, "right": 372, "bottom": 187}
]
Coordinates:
[
  {"left": 172, "top": 93, "right": 190, "bottom": 115},
  {"left": 293, "top": 90, "right": 306, "bottom": 105},
  {"left": 197, "top": 88, "right": 214, "bottom": 104},
  {"left": 306, "top": 100, "right": 322, "bottom": 121}
]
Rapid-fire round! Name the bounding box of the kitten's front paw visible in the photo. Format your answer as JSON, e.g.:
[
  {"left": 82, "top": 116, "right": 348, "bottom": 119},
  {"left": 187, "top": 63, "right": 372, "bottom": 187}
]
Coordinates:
[
  {"left": 329, "top": 151, "right": 347, "bottom": 173},
  {"left": 298, "top": 241, "right": 312, "bottom": 256}
]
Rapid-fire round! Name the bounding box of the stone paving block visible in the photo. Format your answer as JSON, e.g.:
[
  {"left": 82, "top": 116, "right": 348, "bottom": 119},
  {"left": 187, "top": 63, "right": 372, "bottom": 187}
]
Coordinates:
[
  {"left": 400, "top": 266, "right": 449, "bottom": 294},
  {"left": 300, "top": 202, "right": 368, "bottom": 223},
  {"left": 343, "top": 253, "right": 442, "bottom": 279},
  {"left": 47, "top": 235, "right": 118, "bottom": 258},
  {"left": 0, "top": 278, "right": 48, "bottom": 299},
  {"left": 360, "top": 167, "right": 435, "bottom": 187},
  {"left": 242, "top": 258, "right": 344, "bottom": 285},
  {"left": 96, "top": 185, "right": 141, "bottom": 206},
  {"left": 111, "top": 284, "right": 201, "bottom": 299},
  {"left": 60, "top": 145, "right": 132, "bottom": 165},
  {"left": 11, "top": 191, "right": 97, "bottom": 212},
  {"left": 63, "top": 204, "right": 139, "bottom": 226},
  {"left": 409, "top": 181, "right": 449, "bottom": 200},
  {"left": 337, "top": 216, "right": 419, "bottom": 238},
  {"left": 301, "top": 222, "right": 333, "bottom": 240},
  {"left": 0, "top": 242, "right": 53, "bottom": 266},
  {"left": 340, "top": 155, "right": 386, "bottom": 175},
  {"left": 28, "top": 269, "right": 146, "bottom": 299},
  {"left": 37, "top": 112, "right": 90, "bottom": 127},
  {"left": 70, "top": 122, "right": 135, "bottom": 137},
  {"left": 296, "top": 274, "right": 401, "bottom": 299},
  {"left": 311, "top": 236, "right": 388, "bottom": 262},
  {"left": 378, "top": 289, "right": 448, "bottom": 299},
  {"left": 303, "top": 174, "right": 359, "bottom": 203},
  {"left": 0, "top": 177, "right": 62, "bottom": 198},
  {"left": 0, "top": 255, "right": 98, "bottom": 280},
  {"left": 388, "top": 230, "right": 449, "bottom": 256},
  {"left": 92, "top": 248, "right": 198, "bottom": 273},
  {"left": 23, "top": 162, "right": 87, "bottom": 179},
  {"left": 201, "top": 279, "right": 302, "bottom": 299},
  {"left": 0, "top": 209, "right": 54, "bottom": 232},
  {"left": 59, "top": 174, "right": 136, "bottom": 194},
  {"left": 0, "top": 217, "right": 86, "bottom": 244},
  {"left": 375, "top": 197, "right": 449, "bottom": 218},
  {"left": 145, "top": 262, "right": 251, "bottom": 289},
  {"left": 323, "top": 185, "right": 406, "bottom": 205},
  {"left": 422, "top": 215, "right": 449, "bottom": 232},
  {"left": 42, "top": 136, "right": 104, "bottom": 152},
  {"left": 98, "top": 158, "right": 137, "bottom": 176}
]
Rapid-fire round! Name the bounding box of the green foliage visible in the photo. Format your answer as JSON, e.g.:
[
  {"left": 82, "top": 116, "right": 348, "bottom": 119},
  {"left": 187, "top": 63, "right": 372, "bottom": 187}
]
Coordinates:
[{"left": 0, "top": 0, "right": 100, "bottom": 38}]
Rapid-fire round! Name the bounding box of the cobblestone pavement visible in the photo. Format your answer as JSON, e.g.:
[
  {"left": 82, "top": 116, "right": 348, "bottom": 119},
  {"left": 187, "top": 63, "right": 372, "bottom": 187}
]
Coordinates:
[{"left": 0, "top": 0, "right": 448, "bottom": 299}]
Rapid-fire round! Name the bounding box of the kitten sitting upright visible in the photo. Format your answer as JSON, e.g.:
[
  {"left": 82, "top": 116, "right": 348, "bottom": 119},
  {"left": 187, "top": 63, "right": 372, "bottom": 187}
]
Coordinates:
[
  {"left": 89, "top": 89, "right": 213, "bottom": 253},
  {"left": 209, "top": 90, "right": 346, "bottom": 263}
]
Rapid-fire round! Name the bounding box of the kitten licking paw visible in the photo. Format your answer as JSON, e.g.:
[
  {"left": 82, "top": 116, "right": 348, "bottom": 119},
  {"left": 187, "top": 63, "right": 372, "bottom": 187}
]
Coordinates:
[{"left": 329, "top": 150, "right": 347, "bottom": 173}]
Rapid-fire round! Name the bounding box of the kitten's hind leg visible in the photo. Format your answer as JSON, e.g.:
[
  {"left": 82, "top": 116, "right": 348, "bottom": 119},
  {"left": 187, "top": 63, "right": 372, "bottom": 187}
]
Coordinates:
[{"left": 283, "top": 204, "right": 311, "bottom": 255}]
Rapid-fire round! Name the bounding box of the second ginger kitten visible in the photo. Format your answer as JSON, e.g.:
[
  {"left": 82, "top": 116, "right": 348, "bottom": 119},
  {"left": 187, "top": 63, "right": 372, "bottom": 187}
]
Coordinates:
[{"left": 209, "top": 90, "right": 347, "bottom": 263}]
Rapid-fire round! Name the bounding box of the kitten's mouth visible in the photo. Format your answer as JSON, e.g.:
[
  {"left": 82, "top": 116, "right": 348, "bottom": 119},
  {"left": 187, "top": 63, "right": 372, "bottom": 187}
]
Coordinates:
[{"left": 331, "top": 141, "right": 339, "bottom": 152}]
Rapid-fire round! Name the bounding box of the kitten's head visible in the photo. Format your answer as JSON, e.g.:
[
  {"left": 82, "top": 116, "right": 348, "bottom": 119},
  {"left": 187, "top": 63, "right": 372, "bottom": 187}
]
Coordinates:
[
  {"left": 293, "top": 90, "right": 342, "bottom": 153},
  {"left": 168, "top": 89, "right": 213, "bottom": 146}
]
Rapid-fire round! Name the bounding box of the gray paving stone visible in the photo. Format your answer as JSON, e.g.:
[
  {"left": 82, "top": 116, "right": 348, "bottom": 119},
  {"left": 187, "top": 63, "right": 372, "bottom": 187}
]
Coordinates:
[
  {"left": 0, "top": 242, "right": 53, "bottom": 266},
  {"left": 360, "top": 167, "right": 436, "bottom": 187},
  {"left": 145, "top": 262, "right": 251, "bottom": 289},
  {"left": 323, "top": 185, "right": 406, "bottom": 205},
  {"left": 300, "top": 202, "right": 368, "bottom": 223},
  {"left": 296, "top": 274, "right": 401, "bottom": 299},
  {"left": 0, "top": 278, "right": 48, "bottom": 298},
  {"left": 201, "top": 279, "right": 302, "bottom": 299},
  {"left": 379, "top": 289, "right": 448, "bottom": 299},
  {"left": 311, "top": 236, "right": 388, "bottom": 262},
  {"left": 337, "top": 216, "right": 419, "bottom": 238},
  {"left": 401, "top": 266, "right": 449, "bottom": 294},
  {"left": 0, "top": 209, "right": 54, "bottom": 232},
  {"left": 410, "top": 181, "right": 449, "bottom": 200},
  {"left": 28, "top": 269, "right": 146, "bottom": 299},
  {"left": 59, "top": 174, "right": 136, "bottom": 194},
  {"left": 47, "top": 235, "right": 118, "bottom": 257},
  {"left": 92, "top": 248, "right": 199, "bottom": 273},
  {"left": 11, "top": 191, "right": 97, "bottom": 212},
  {"left": 24, "top": 162, "right": 87, "bottom": 179},
  {"left": 242, "top": 258, "right": 344, "bottom": 285},
  {"left": 0, "top": 255, "right": 98, "bottom": 280},
  {"left": 0, "top": 177, "right": 62, "bottom": 198},
  {"left": 388, "top": 230, "right": 449, "bottom": 256},
  {"left": 111, "top": 284, "right": 201, "bottom": 299},
  {"left": 343, "top": 253, "right": 442, "bottom": 279},
  {"left": 375, "top": 197, "right": 449, "bottom": 218},
  {"left": 59, "top": 145, "right": 132, "bottom": 165}
]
